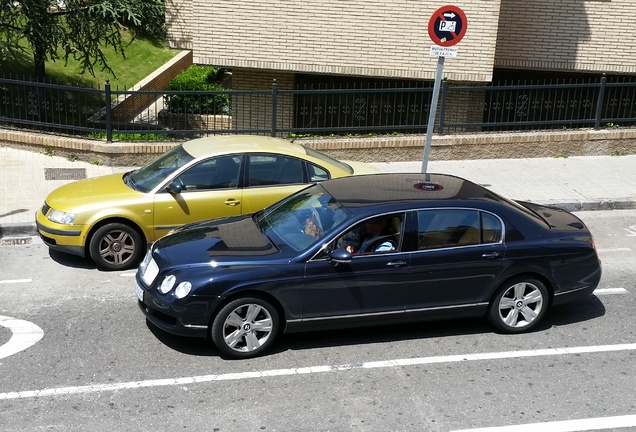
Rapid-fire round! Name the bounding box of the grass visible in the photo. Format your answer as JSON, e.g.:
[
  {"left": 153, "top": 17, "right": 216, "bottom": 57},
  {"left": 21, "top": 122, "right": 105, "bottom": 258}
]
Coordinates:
[{"left": 1, "top": 31, "right": 179, "bottom": 89}]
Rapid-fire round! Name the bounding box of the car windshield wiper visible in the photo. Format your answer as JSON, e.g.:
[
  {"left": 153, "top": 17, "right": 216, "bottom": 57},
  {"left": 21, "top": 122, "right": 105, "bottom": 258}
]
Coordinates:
[{"left": 123, "top": 171, "right": 138, "bottom": 190}]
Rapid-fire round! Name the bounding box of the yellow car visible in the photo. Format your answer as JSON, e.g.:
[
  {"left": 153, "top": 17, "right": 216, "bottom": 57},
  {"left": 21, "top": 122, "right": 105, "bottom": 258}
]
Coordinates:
[{"left": 36, "top": 135, "right": 380, "bottom": 270}]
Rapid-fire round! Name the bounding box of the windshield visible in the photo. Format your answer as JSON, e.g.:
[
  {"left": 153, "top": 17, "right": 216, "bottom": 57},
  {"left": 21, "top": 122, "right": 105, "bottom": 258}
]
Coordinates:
[
  {"left": 257, "top": 185, "right": 352, "bottom": 252},
  {"left": 301, "top": 145, "right": 354, "bottom": 174},
  {"left": 128, "top": 145, "right": 195, "bottom": 192}
]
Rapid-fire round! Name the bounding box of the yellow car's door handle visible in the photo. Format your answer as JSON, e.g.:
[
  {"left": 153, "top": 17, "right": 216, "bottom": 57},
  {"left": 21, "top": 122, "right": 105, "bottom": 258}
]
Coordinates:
[{"left": 224, "top": 198, "right": 241, "bottom": 206}]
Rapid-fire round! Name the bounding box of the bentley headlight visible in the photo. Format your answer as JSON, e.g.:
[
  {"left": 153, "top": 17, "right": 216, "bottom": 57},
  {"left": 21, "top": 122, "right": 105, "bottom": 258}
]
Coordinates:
[
  {"left": 175, "top": 282, "right": 192, "bottom": 299},
  {"left": 47, "top": 209, "right": 76, "bottom": 225},
  {"left": 159, "top": 275, "right": 176, "bottom": 294}
]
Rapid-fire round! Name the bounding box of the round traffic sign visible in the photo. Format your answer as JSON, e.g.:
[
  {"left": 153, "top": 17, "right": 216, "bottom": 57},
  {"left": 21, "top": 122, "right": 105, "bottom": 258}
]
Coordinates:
[{"left": 428, "top": 5, "right": 467, "bottom": 47}]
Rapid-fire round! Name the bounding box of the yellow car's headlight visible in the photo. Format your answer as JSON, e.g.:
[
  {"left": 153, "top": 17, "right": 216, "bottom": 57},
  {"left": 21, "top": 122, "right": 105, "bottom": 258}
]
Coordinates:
[{"left": 47, "top": 209, "right": 76, "bottom": 225}]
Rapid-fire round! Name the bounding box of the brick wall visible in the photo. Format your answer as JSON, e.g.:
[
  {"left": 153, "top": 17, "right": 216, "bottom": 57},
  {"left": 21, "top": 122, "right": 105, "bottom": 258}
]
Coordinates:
[
  {"left": 496, "top": 0, "right": 636, "bottom": 74},
  {"left": 165, "top": 0, "right": 192, "bottom": 50},
  {"left": 166, "top": 0, "right": 636, "bottom": 80},
  {"left": 231, "top": 70, "right": 295, "bottom": 136},
  {"left": 168, "top": 0, "right": 501, "bottom": 82}
]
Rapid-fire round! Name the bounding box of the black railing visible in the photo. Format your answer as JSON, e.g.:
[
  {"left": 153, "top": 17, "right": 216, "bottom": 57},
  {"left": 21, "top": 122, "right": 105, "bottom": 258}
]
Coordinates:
[{"left": 1, "top": 75, "right": 635, "bottom": 141}]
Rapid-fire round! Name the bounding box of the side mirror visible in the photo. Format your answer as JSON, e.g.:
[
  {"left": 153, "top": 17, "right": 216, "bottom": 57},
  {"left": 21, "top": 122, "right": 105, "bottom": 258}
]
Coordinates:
[
  {"left": 166, "top": 181, "right": 183, "bottom": 194},
  {"left": 330, "top": 248, "right": 352, "bottom": 265}
]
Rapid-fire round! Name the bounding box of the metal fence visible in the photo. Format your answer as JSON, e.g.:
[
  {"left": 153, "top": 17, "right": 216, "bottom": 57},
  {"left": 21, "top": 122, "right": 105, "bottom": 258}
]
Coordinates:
[{"left": 1, "top": 74, "right": 635, "bottom": 141}]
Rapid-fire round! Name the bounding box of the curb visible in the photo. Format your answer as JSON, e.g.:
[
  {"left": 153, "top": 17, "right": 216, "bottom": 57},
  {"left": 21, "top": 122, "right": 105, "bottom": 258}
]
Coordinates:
[{"left": 0, "top": 222, "right": 38, "bottom": 239}]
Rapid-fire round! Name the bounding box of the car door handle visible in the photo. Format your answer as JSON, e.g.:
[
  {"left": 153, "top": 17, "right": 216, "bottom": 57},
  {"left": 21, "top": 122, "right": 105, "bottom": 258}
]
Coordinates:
[
  {"left": 481, "top": 252, "right": 501, "bottom": 259},
  {"left": 224, "top": 199, "right": 240, "bottom": 206},
  {"left": 387, "top": 260, "right": 407, "bottom": 267}
]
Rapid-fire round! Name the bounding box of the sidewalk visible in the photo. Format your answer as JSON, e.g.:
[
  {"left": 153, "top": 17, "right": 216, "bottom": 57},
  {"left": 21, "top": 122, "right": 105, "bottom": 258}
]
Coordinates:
[{"left": 2, "top": 145, "right": 636, "bottom": 238}]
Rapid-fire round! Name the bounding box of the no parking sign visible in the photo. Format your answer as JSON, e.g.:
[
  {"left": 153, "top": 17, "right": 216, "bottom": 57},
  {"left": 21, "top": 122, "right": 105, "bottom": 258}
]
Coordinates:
[{"left": 428, "top": 5, "right": 467, "bottom": 47}]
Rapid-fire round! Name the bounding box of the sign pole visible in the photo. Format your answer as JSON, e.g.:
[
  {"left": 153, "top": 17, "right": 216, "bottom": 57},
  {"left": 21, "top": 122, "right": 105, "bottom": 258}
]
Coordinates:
[
  {"left": 423, "top": 4, "right": 467, "bottom": 173},
  {"left": 421, "top": 55, "right": 445, "bottom": 174}
]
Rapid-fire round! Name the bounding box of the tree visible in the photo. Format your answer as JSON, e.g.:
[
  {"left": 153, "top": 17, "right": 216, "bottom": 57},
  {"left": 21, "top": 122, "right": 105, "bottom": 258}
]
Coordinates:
[{"left": 0, "top": 0, "right": 165, "bottom": 80}]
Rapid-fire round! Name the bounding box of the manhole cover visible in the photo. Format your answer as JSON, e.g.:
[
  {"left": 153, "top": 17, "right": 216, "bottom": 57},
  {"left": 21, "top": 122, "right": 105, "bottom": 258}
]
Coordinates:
[{"left": 44, "top": 168, "right": 87, "bottom": 181}]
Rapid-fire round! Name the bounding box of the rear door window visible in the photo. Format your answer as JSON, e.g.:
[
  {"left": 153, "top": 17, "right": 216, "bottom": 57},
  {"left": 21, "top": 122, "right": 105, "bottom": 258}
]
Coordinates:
[{"left": 416, "top": 209, "right": 502, "bottom": 250}]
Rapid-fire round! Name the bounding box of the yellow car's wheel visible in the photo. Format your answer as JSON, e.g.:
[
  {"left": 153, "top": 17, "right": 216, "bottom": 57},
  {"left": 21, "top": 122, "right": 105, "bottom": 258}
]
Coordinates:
[{"left": 89, "top": 222, "right": 144, "bottom": 271}]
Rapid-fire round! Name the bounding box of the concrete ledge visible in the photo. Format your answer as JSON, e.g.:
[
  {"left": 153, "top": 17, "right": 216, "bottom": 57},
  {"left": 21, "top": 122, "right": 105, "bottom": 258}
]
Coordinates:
[{"left": 1, "top": 127, "right": 635, "bottom": 166}]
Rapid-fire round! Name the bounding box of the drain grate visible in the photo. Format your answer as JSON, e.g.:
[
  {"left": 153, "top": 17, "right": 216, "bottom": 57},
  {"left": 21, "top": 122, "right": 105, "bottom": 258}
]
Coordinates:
[
  {"left": 0, "top": 237, "right": 32, "bottom": 246},
  {"left": 44, "top": 168, "right": 87, "bottom": 181}
]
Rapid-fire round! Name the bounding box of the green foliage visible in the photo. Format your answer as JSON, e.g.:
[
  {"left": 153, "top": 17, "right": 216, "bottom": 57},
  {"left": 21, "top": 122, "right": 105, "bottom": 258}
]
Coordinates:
[
  {"left": 164, "top": 65, "right": 232, "bottom": 115},
  {"left": 87, "top": 132, "right": 171, "bottom": 141},
  {"left": 0, "top": 0, "right": 165, "bottom": 79},
  {"left": 605, "top": 122, "right": 620, "bottom": 128},
  {"left": 554, "top": 153, "right": 569, "bottom": 158},
  {"left": 67, "top": 153, "right": 79, "bottom": 161},
  {"left": 43, "top": 145, "right": 55, "bottom": 156},
  {"left": 610, "top": 149, "right": 628, "bottom": 156}
]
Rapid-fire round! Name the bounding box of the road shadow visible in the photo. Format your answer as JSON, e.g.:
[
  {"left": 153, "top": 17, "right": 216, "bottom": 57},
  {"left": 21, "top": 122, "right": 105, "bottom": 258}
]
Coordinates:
[
  {"left": 48, "top": 250, "right": 97, "bottom": 270},
  {"left": 146, "top": 321, "right": 217, "bottom": 357},
  {"left": 145, "top": 294, "right": 606, "bottom": 358}
]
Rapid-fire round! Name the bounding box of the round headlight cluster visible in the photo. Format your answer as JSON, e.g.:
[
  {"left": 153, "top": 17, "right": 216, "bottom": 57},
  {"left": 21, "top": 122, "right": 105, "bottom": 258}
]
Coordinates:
[
  {"left": 158, "top": 275, "right": 192, "bottom": 299},
  {"left": 159, "top": 275, "right": 176, "bottom": 294},
  {"left": 175, "top": 282, "right": 192, "bottom": 299}
]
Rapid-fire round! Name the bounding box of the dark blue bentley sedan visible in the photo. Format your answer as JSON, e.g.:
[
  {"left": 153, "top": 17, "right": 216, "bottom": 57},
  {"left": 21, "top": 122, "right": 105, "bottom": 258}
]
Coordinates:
[{"left": 135, "top": 173, "right": 602, "bottom": 358}]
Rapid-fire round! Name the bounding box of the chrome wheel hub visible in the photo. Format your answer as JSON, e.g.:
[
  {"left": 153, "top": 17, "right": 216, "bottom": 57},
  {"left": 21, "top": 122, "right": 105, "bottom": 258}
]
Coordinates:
[{"left": 498, "top": 282, "right": 544, "bottom": 328}]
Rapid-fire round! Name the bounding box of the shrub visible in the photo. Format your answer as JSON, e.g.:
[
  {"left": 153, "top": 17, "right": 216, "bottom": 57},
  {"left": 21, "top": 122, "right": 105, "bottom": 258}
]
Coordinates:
[{"left": 164, "top": 65, "right": 231, "bottom": 115}]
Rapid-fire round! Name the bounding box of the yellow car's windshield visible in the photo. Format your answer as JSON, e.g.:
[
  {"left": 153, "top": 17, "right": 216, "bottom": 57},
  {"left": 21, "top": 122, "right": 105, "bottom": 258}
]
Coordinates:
[{"left": 128, "top": 145, "right": 195, "bottom": 193}]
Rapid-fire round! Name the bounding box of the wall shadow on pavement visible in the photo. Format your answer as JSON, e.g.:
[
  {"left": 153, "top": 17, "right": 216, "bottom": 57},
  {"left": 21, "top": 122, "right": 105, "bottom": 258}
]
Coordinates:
[
  {"left": 0, "top": 209, "right": 29, "bottom": 218},
  {"left": 142, "top": 293, "right": 606, "bottom": 358}
]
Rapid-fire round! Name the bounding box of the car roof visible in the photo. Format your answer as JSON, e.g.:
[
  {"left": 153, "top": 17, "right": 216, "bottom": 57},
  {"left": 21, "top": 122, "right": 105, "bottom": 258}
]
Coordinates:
[
  {"left": 320, "top": 173, "right": 508, "bottom": 210},
  {"left": 182, "top": 135, "right": 309, "bottom": 158}
]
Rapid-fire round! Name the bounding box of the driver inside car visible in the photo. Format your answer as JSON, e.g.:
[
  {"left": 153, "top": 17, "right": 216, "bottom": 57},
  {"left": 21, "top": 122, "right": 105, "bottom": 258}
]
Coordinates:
[{"left": 344, "top": 217, "right": 397, "bottom": 254}]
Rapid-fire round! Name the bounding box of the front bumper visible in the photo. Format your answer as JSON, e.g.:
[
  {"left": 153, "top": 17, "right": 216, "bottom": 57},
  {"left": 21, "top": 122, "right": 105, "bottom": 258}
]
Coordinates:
[
  {"left": 35, "top": 210, "right": 88, "bottom": 257},
  {"left": 135, "top": 278, "right": 214, "bottom": 338}
]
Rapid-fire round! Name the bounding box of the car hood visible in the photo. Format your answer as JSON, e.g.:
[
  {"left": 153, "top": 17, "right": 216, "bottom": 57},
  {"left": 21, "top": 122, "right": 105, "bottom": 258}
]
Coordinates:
[
  {"left": 154, "top": 215, "right": 284, "bottom": 267},
  {"left": 44, "top": 172, "right": 140, "bottom": 210}
]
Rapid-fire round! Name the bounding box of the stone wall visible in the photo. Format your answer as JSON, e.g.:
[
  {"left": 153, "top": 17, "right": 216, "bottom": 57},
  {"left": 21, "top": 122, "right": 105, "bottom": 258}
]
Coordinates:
[{"left": 2, "top": 127, "right": 635, "bottom": 167}]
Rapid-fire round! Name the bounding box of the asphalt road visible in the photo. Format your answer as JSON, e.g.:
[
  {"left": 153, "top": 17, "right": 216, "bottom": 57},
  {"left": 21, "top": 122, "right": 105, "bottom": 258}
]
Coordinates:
[{"left": 0, "top": 210, "right": 635, "bottom": 432}]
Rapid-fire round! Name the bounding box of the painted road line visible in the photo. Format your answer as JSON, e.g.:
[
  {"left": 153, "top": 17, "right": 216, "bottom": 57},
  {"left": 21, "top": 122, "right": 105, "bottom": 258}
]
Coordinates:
[
  {"left": 594, "top": 288, "right": 629, "bottom": 295},
  {"left": 450, "top": 414, "right": 636, "bottom": 432},
  {"left": 0, "top": 316, "right": 44, "bottom": 360},
  {"left": 119, "top": 273, "right": 136, "bottom": 277},
  {"left": 597, "top": 248, "right": 631, "bottom": 252},
  {"left": 0, "top": 279, "right": 32, "bottom": 284},
  {"left": 1, "top": 343, "right": 635, "bottom": 400}
]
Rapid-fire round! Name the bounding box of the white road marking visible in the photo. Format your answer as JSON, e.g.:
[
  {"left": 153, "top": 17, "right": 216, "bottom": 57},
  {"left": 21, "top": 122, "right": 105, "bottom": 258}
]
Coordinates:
[
  {"left": 450, "top": 414, "right": 636, "bottom": 432},
  {"left": 0, "top": 279, "right": 32, "bottom": 284},
  {"left": 597, "top": 247, "right": 631, "bottom": 252},
  {"left": 0, "top": 316, "right": 44, "bottom": 360},
  {"left": 119, "top": 273, "right": 136, "bottom": 277},
  {"left": 1, "top": 343, "right": 635, "bottom": 401},
  {"left": 594, "top": 288, "right": 629, "bottom": 295}
]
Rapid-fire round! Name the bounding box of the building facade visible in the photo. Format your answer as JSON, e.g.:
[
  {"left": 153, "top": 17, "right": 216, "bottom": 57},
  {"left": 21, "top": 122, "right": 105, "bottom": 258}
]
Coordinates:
[{"left": 164, "top": 0, "right": 636, "bottom": 132}]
